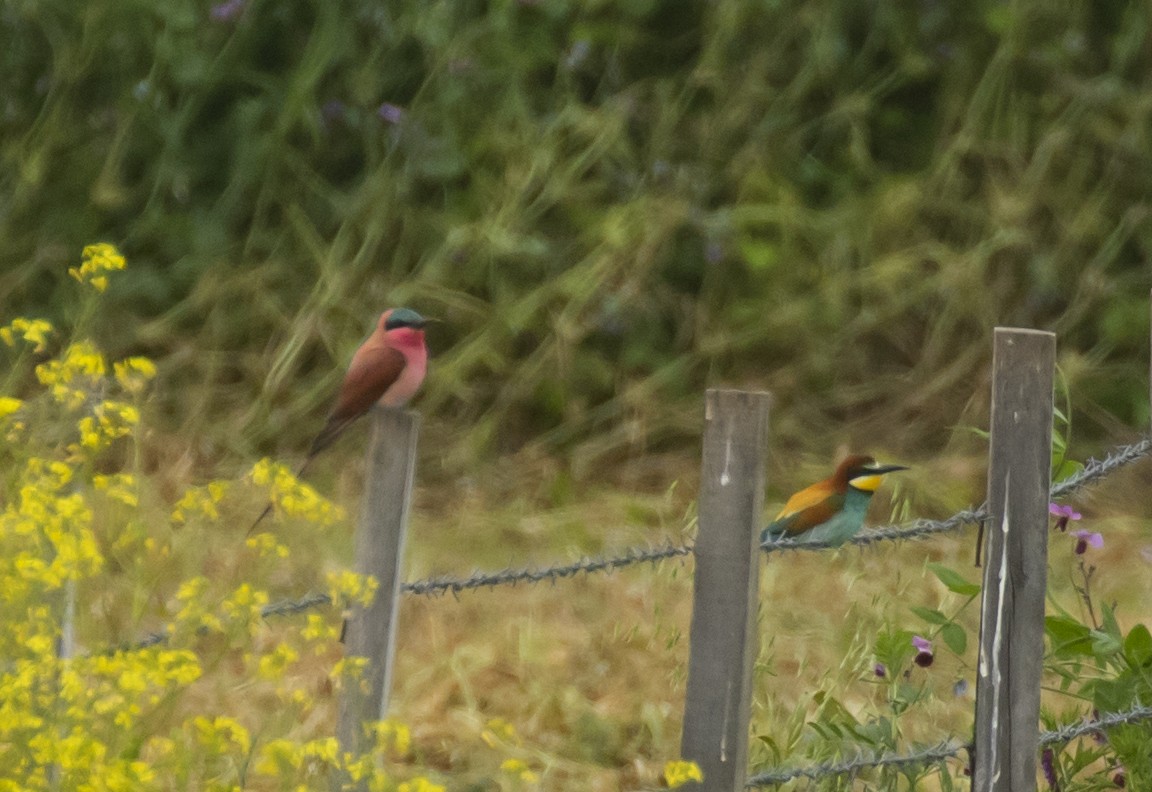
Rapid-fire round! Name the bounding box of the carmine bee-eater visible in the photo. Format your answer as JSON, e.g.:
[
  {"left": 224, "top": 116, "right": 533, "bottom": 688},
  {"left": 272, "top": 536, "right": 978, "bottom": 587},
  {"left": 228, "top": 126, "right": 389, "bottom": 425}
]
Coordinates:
[
  {"left": 248, "top": 307, "right": 429, "bottom": 534},
  {"left": 760, "top": 454, "right": 907, "bottom": 546}
]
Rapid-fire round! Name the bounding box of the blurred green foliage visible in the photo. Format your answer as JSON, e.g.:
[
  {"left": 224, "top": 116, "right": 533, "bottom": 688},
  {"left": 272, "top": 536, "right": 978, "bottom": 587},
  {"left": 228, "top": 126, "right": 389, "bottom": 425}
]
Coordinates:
[{"left": 2, "top": 0, "right": 1150, "bottom": 470}]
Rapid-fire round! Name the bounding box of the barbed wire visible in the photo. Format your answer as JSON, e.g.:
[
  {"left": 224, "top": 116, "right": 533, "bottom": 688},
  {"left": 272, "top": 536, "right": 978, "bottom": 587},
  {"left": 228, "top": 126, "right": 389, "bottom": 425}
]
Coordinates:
[
  {"left": 745, "top": 739, "right": 965, "bottom": 787},
  {"left": 744, "top": 702, "right": 1152, "bottom": 786},
  {"left": 1050, "top": 436, "right": 1152, "bottom": 499},
  {"left": 1039, "top": 704, "right": 1152, "bottom": 746},
  {"left": 400, "top": 543, "right": 693, "bottom": 597},
  {"left": 101, "top": 593, "right": 336, "bottom": 655}
]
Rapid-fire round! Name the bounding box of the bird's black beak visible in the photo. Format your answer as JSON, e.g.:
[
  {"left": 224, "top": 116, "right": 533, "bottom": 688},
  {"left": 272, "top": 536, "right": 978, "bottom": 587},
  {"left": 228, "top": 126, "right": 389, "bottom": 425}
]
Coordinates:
[{"left": 867, "top": 463, "right": 909, "bottom": 475}]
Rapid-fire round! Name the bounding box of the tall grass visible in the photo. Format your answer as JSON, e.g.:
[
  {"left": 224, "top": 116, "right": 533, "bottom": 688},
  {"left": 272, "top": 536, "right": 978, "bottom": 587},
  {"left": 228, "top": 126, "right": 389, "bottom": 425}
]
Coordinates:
[{"left": 2, "top": 0, "right": 1150, "bottom": 471}]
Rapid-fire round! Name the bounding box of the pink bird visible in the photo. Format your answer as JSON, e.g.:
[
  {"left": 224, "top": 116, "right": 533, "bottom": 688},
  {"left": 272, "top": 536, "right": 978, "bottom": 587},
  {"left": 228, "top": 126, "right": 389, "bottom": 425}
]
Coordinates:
[{"left": 248, "top": 307, "right": 429, "bottom": 533}]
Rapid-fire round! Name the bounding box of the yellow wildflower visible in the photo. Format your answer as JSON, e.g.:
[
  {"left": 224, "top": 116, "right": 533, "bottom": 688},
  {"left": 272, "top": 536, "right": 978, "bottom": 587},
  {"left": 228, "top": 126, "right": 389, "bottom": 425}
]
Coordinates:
[
  {"left": 369, "top": 720, "right": 412, "bottom": 755},
  {"left": 481, "top": 717, "right": 519, "bottom": 748},
  {"left": 0, "top": 317, "right": 53, "bottom": 352},
  {"left": 662, "top": 760, "right": 703, "bottom": 788},
  {"left": 245, "top": 531, "right": 289, "bottom": 558},
  {"left": 171, "top": 481, "right": 229, "bottom": 523},
  {"left": 500, "top": 758, "right": 540, "bottom": 783},
  {"left": 69, "top": 243, "right": 126, "bottom": 292},
  {"left": 327, "top": 570, "right": 378, "bottom": 608},
  {"left": 301, "top": 613, "right": 339, "bottom": 645},
  {"left": 256, "top": 643, "right": 299, "bottom": 680},
  {"left": 398, "top": 779, "right": 445, "bottom": 792},
  {"left": 255, "top": 739, "right": 302, "bottom": 775},
  {"left": 113, "top": 356, "right": 157, "bottom": 394},
  {"left": 193, "top": 716, "right": 252, "bottom": 756},
  {"left": 93, "top": 473, "right": 139, "bottom": 507}
]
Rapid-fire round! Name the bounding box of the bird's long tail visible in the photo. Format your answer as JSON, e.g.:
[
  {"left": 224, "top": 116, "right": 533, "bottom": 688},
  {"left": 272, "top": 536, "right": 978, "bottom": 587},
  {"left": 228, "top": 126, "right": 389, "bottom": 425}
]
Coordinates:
[{"left": 246, "top": 455, "right": 316, "bottom": 535}]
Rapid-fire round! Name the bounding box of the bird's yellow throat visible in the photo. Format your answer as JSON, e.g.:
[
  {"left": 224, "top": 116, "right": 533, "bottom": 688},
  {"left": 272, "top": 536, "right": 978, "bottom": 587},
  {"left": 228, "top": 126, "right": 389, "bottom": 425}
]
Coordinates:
[{"left": 849, "top": 474, "right": 884, "bottom": 492}]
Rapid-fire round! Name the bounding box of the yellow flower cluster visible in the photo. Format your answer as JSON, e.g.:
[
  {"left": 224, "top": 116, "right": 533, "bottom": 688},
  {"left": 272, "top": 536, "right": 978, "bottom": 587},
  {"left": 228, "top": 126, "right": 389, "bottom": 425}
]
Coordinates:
[
  {"left": 0, "top": 247, "right": 459, "bottom": 791},
  {"left": 256, "top": 642, "right": 299, "bottom": 680},
  {"left": 93, "top": 473, "right": 139, "bottom": 507},
  {"left": 500, "top": 758, "right": 540, "bottom": 784},
  {"left": 171, "top": 481, "right": 230, "bottom": 523},
  {"left": 35, "top": 340, "right": 106, "bottom": 410},
  {"left": 113, "top": 356, "right": 157, "bottom": 395},
  {"left": 77, "top": 401, "right": 139, "bottom": 451},
  {"left": 0, "top": 460, "right": 102, "bottom": 602},
  {"left": 257, "top": 722, "right": 440, "bottom": 791},
  {"left": 192, "top": 715, "right": 251, "bottom": 756},
  {"left": 326, "top": 569, "right": 379, "bottom": 608},
  {"left": 172, "top": 578, "right": 271, "bottom": 639},
  {"left": 69, "top": 243, "right": 126, "bottom": 292},
  {"left": 250, "top": 458, "right": 344, "bottom": 527},
  {"left": 0, "top": 317, "right": 53, "bottom": 353},
  {"left": 662, "top": 760, "right": 704, "bottom": 788},
  {"left": 244, "top": 529, "right": 290, "bottom": 559}
]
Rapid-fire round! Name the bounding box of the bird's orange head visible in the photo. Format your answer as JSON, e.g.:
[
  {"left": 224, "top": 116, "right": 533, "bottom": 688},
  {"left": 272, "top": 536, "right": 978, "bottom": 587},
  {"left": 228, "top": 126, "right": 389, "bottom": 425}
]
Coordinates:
[{"left": 833, "top": 454, "right": 908, "bottom": 493}]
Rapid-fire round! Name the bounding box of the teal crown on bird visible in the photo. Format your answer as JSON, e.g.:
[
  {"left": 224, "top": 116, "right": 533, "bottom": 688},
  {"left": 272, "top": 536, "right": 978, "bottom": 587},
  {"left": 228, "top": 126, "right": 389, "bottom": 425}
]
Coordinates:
[
  {"left": 761, "top": 454, "right": 908, "bottom": 546},
  {"left": 383, "top": 307, "right": 428, "bottom": 330}
]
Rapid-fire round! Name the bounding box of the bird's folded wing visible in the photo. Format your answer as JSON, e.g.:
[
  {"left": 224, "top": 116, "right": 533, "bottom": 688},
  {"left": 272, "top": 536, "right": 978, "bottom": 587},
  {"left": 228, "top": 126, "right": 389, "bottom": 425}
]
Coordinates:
[
  {"left": 308, "top": 345, "right": 406, "bottom": 457},
  {"left": 771, "top": 486, "right": 844, "bottom": 537}
]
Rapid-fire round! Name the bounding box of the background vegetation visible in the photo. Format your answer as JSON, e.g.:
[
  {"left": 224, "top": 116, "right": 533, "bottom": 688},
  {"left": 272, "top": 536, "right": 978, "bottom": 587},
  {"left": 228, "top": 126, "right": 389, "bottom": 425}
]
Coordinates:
[
  {"left": 3, "top": 0, "right": 1151, "bottom": 474},
  {"left": 2, "top": 0, "right": 1152, "bottom": 789}
]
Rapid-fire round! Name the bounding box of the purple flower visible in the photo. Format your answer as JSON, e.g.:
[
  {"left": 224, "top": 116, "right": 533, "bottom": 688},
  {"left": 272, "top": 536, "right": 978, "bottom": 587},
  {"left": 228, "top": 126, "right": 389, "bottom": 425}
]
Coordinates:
[
  {"left": 1072, "top": 529, "right": 1103, "bottom": 555},
  {"left": 912, "top": 635, "right": 934, "bottom": 668},
  {"left": 377, "top": 103, "right": 405, "bottom": 124},
  {"left": 1050, "top": 503, "right": 1082, "bottom": 532},
  {"left": 873, "top": 662, "right": 887, "bottom": 678},
  {"left": 1041, "top": 747, "right": 1059, "bottom": 790},
  {"left": 953, "top": 679, "right": 969, "bottom": 697},
  {"left": 210, "top": 0, "right": 244, "bottom": 22}
]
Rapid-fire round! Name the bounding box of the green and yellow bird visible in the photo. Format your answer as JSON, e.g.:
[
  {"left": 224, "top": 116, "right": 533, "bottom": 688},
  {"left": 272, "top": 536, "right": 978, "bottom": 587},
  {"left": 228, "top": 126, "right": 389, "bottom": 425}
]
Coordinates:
[{"left": 760, "top": 455, "right": 907, "bottom": 546}]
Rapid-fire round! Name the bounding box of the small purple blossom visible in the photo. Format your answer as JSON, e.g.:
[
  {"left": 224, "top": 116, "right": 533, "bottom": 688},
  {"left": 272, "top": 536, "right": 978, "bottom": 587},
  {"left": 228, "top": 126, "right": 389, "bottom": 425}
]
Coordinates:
[
  {"left": 210, "top": 0, "right": 244, "bottom": 22},
  {"left": 1050, "top": 503, "right": 1082, "bottom": 532},
  {"left": 912, "top": 635, "right": 934, "bottom": 668},
  {"left": 1041, "top": 747, "right": 1059, "bottom": 790},
  {"left": 873, "top": 662, "right": 887, "bottom": 678},
  {"left": 1072, "top": 529, "right": 1103, "bottom": 555},
  {"left": 953, "top": 678, "right": 969, "bottom": 697},
  {"left": 377, "top": 103, "right": 405, "bottom": 124}
]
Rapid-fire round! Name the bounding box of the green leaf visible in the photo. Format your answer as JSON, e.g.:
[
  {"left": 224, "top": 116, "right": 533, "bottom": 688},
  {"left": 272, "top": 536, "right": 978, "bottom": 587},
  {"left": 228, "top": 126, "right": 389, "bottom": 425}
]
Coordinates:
[
  {"left": 1091, "top": 629, "right": 1123, "bottom": 658},
  {"left": 941, "top": 622, "right": 967, "bottom": 655},
  {"left": 1124, "top": 624, "right": 1152, "bottom": 669},
  {"left": 1102, "top": 603, "right": 1122, "bottom": 639},
  {"left": 927, "top": 563, "right": 981, "bottom": 596},
  {"left": 910, "top": 606, "right": 949, "bottom": 625},
  {"left": 1052, "top": 459, "right": 1084, "bottom": 481},
  {"left": 1046, "top": 615, "right": 1094, "bottom": 657}
]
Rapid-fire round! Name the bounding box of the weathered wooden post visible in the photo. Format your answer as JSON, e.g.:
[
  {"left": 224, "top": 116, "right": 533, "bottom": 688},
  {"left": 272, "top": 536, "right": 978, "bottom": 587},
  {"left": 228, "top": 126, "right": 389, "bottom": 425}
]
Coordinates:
[
  {"left": 681, "top": 389, "right": 770, "bottom": 791},
  {"left": 973, "top": 328, "right": 1055, "bottom": 791},
  {"left": 337, "top": 407, "right": 420, "bottom": 761}
]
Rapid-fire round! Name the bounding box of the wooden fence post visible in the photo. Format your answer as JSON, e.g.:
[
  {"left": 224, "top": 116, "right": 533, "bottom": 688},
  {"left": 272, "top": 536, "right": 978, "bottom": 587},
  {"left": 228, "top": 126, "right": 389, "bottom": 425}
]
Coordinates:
[
  {"left": 973, "top": 328, "right": 1055, "bottom": 791},
  {"left": 336, "top": 407, "right": 420, "bottom": 760},
  {"left": 680, "top": 389, "right": 771, "bottom": 791}
]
